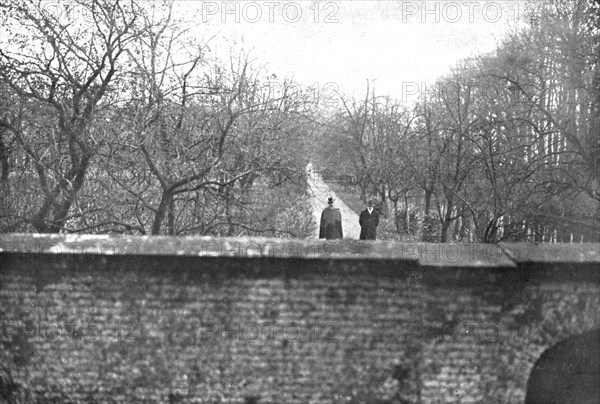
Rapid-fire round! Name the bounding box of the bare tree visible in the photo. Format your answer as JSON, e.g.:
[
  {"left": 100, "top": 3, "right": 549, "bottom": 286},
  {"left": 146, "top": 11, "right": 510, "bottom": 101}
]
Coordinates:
[{"left": 0, "top": 0, "right": 141, "bottom": 232}]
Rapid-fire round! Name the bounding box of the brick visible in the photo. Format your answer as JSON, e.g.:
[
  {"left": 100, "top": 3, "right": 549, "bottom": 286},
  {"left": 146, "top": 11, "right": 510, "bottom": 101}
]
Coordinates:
[{"left": 1, "top": 235, "right": 600, "bottom": 403}]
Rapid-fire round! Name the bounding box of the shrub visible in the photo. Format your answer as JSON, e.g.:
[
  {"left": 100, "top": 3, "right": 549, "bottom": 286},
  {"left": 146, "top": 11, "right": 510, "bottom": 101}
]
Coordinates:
[
  {"left": 421, "top": 213, "right": 440, "bottom": 242},
  {"left": 395, "top": 209, "right": 419, "bottom": 235}
]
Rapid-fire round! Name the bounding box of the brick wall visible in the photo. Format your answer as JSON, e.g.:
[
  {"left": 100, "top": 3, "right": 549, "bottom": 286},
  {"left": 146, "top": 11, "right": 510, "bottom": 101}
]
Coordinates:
[{"left": 1, "top": 235, "right": 599, "bottom": 403}]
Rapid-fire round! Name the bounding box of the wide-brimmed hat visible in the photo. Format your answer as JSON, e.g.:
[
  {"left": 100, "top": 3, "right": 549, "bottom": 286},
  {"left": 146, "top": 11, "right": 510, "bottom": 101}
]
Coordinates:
[{"left": 327, "top": 197, "right": 335, "bottom": 204}]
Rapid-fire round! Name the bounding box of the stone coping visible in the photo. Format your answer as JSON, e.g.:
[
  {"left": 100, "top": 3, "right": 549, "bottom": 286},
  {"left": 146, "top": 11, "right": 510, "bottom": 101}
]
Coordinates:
[{"left": 1, "top": 233, "right": 599, "bottom": 268}]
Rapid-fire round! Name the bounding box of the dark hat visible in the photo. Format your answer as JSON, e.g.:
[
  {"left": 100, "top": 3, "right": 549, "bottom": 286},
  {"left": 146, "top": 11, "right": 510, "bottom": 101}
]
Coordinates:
[
  {"left": 367, "top": 199, "right": 375, "bottom": 206},
  {"left": 327, "top": 197, "right": 335, "bottom": 204}
]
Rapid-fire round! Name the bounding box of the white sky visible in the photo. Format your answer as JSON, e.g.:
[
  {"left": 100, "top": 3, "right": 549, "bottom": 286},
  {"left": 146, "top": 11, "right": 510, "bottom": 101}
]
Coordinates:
[
  {"left": 0, "top": 0, "right": 532, "bottom": 104},
  {"left": 173, "top": 0, "right": 531, "bottom": 103}
]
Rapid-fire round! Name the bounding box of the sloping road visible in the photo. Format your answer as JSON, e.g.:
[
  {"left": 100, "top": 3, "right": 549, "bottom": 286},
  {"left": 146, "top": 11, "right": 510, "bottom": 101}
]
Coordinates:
[{"left": 306, "top": 163, "right": 361, "bottom": 239}]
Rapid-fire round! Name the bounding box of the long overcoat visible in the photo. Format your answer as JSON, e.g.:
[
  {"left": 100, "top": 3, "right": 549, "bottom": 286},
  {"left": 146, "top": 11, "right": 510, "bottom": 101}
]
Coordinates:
[
  {"left": 319, "top": 206, "right": 343, "bottom": 239},
  {"left": 359, "top": 209, "right": 379, "bottom": 240}
]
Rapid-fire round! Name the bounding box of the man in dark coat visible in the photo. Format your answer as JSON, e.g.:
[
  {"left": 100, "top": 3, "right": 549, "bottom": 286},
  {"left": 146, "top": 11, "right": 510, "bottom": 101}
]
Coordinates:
[
  {"left": 359, "top": 199, "right": 379, "bottom": 240},
  {"left": 319, "top": 197, "right": 343, "bottom": 239}
]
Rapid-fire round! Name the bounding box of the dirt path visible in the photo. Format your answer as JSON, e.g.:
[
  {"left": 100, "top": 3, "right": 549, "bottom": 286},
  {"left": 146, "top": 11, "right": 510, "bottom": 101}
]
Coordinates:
[{"left": 306, "top": 163, "right": 362, "bottom": 239}]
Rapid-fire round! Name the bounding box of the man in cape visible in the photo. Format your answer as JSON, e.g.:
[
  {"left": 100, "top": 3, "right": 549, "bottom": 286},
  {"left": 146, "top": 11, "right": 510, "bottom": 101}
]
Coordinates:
[{"left": 319, "top": 197, "right": 343, "bottom": 239}]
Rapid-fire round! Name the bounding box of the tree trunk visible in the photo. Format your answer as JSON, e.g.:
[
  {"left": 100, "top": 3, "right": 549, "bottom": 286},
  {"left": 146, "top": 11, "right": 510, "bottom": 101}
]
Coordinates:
[
  {"left": 404, "top": 193, "right": 410, "bottom": 234},
  {"left": 31, "top": 153, "right": 91, "bottom": 233},
  {"left": 0, "top": 132, "right": 9, "bottom": 183},
  {"left": 440, "top": 221, "right": 450, "bottom": 243},
  {"left": 50, "top": 154, "right": 92, "bottom": 232},
  {"left": 152, "top": 190, "right": 173, "bottom": 235},
  {"left": 483, "top": 218, "right": 498, "bottom": 243},
  {"left": 424, "top": 189, "right": 432, "bottom": 215},
  {"left": 167, "top": 198, "right": 175, "bottom": 235},
  {"left": 380, "top": 184, "right": 389, "bottom": 218},
  {"left": 453, "top": 216, "right": 461, "bottom": 241},
  {"left": 360, "top": 182, "right": 367, "bottom": 203},
  {"left": 225, "top": 186, "right": 235, "bottom": 236},
  {"left": 440, "top": 197, "right": 454, "bottom": 243},
  {"left": 32, "top": 189, "right": 61, "bottom": 233},
  {"left": 393, "top": 198, "right": 399, "bottom": 233}
]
